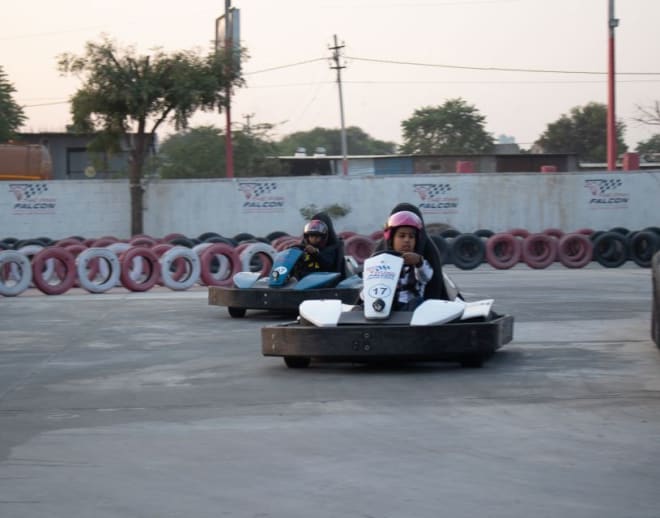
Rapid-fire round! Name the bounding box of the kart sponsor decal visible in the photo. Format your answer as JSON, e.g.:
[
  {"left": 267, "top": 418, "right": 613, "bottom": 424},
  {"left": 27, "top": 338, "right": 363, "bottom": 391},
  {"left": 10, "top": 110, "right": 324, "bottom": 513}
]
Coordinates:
[
  {"left": 237, "top": 181, "right": 285, "bottom": 212},
  {"left": 9, "top": 183, "right": 56, "bottom": 214},
  {"left": 583, "top": 178, "right": 629, "bottom": 208},
  {"left": 364, "top": 261, "right": 397, "bottom": 281},
  {"left": 413, "top": 183, "right": 458, "bottom": 213}
]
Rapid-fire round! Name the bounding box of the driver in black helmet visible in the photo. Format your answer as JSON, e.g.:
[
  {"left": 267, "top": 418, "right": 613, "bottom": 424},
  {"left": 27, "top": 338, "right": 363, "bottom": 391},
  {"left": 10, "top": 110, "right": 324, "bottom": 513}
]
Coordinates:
[{"left": 294, "top": 213, "right": 346, "bottom": 279}]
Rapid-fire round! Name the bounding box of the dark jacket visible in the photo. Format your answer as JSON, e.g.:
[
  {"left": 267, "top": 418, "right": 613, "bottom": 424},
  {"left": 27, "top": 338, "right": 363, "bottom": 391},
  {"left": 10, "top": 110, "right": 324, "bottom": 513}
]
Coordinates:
[{"left": 297, "top": 212, "right": 347, "bottom": 278}]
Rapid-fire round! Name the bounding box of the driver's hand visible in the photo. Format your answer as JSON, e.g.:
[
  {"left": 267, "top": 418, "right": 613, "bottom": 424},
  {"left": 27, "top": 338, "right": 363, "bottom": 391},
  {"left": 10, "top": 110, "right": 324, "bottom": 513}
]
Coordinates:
[
  {"left": 305, "top": 245, "right": 318, "bottom": 255},
  {"left": 402, "top": 252, "right": 422, "bottom": 266}
]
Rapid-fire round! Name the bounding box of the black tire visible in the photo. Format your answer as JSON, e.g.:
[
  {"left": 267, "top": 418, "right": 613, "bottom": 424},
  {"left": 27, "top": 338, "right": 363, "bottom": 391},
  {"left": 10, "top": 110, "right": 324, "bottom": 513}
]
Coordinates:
[
  {"left": 233, "top": 232, "right": 255, "bottom": 243},
  {"left": 628, "top": 231, "right": 660, "bottom": 268},
  {"left": 204, "top": 235, "right": 237, "bottom": 246},
  {"left": 284, "top": 356, "right": 311, "bottom": 369},
  {"left": 608, "top": 226, "right": 630, "bottom": 236},
  {"left": 592, "top": 232, "right": 628, "bottom": 268},
  {"left": 450, "top": 233, "right": 485, "bottom": 270},
  {"left": 168, "top": 236, "right": 196, "bottom": 248},
  {"left": 473, "top": 229, "right": 494, "bottom": 239},
  {"left": 228, "top": 307, "right": 247, "bottom": 318},
  {"left": 266, "top": 231, "right": 289, "bottom": 242},
  {"left": 441, "top": 229, "right": 461, "bottom": 238},
  {"left": 197, "top": 231, "right": 222, "bottom": 241}
]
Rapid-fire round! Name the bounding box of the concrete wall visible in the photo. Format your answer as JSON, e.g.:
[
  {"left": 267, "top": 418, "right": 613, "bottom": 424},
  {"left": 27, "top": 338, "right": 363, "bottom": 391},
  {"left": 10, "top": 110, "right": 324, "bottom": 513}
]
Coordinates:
[{"left": 1, "top": 171, "right": 658, "bottom": 240}]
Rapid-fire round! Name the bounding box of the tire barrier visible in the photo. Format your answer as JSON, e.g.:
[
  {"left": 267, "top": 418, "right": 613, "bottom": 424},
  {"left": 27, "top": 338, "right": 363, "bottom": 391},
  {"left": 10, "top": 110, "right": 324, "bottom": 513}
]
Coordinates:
[
  {"left": 344, "top": 235, "right": 376, "bottom": 264},
  {"left": 76, "top": 247, "right": 121, "bottom": 293},
  {"left": 239, "top": 242, "right": 276, "bottom": 275},
  {"left": 119, "top": 246, "right": 161, "bottom": 292},
  {"left": 592, "top": 231, "right": 628, "bottom": 268},
  {"left": 542, "top": 228, "right": 564, "bottom": 239},
  {"left": 0, "top": 250, "right": 33, "bottom": 296},
  {"left": 556, "top": 233, "right": 593, "bottom": 269},
  {"left": 485, "top": 233, "right": 522, "bottom": 269},
  {"left": 199, "top": 243, "right": 240, "bottom": 287},
  {"left": 160, "top": 246, "right": 201, "bottom": 290},
  {"left": 450, "top": 233, "right": 485, "bottom": 270},
  {"left": 628, "top": 230, "right": 660, "bottom": 268},
  {"left": 508, "top": 228, "right": 530, "bottom": 239},
  {"left": 4, "top": 226, "right": 660, "bottom": 296},
  {"left": 652, "top": 251, "right": 660, "bottom": 347},
  {"left": 31, "top": 247, "right": 77, "bottom": 295},
  {"left": 521, "top": 233, "right": 558, "bottom": 269}
]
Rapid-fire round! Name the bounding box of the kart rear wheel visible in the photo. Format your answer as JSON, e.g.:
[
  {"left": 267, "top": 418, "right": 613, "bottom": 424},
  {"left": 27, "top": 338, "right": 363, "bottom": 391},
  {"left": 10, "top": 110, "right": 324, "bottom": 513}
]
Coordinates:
[
  {"left": 228, "top": 306, "right": 247, "bottom": 318},
  {"left": 284, "top": 356, "right": 311, "bottom": 369}
]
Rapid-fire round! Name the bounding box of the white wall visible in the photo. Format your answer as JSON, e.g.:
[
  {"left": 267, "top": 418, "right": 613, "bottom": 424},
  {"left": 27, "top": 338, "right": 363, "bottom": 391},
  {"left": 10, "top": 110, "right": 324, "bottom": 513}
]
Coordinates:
[{"left": 1, "top": 171, "right": 657, "bottom": 240}]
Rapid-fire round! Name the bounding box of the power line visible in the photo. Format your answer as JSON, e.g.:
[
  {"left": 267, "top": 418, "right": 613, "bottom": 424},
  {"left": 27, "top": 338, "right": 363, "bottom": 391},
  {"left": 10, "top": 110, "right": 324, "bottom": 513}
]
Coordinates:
[{"left": 346, "top": 55, "right": 660, "bottom": 76}]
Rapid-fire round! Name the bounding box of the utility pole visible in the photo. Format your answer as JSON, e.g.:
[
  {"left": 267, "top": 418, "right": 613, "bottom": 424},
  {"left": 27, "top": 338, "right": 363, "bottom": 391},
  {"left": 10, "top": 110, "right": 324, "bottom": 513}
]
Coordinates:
[
  {"left": 224, "top": 0, "right": 234, "bottom": 178},
  {"left": 607, "top": 0, "right": 618, "bottom": 171},
  {"left": 329, "top": 35, "right": 348, "bottom": 176},
  {"left": 243, "top": 113, "right": 254, "bottom": 134}
]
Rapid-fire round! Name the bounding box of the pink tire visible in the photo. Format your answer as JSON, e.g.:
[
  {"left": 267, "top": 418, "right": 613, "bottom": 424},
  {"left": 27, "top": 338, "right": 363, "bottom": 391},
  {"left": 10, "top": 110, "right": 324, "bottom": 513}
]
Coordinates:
[
  {"left": 31, "top": 247, "right": 77, "bottom": 295},
  {"left": 508, "top": 228, "right": 530, "bottom": 239},
  {"left": 344, "top": 235, "right": 376, "bottom": 264},
  {"left": 485, "top": 233, "right": 521, "bottom": 269},
  {"left": 557, "top": 233, "right": 593, "bottom": 268},
  {"left": 542, "top": 228, "right": 564, "bottom": 239},
  {"left": 522, "top": 233, "right": 558, "bottom": 269},
  {"left": 200, "top": 243, "right": 241, "bottom": 286},
  {"left": 120, "top": 246, "right": 161, "bottom": 292}
]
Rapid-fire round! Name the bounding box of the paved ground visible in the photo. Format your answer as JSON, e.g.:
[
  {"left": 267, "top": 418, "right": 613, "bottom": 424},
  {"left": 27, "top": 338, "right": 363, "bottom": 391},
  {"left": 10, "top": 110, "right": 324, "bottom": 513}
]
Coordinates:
[{"left": 1, "top": 264, "right": 658, "bottom": 518}]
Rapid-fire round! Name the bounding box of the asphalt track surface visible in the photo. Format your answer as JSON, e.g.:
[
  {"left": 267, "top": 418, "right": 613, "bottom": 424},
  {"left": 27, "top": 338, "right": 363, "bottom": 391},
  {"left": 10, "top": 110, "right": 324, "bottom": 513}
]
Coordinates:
[{"left": 1, "top": 264, "right": 658, "bottom": 518}]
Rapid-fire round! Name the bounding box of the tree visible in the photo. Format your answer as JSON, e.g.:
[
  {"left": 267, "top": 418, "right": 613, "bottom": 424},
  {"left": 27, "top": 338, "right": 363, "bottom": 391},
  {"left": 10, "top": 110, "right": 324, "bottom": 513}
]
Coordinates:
[
  {"left": 400, "top": 98, "right": 494, "bottom": 155},
  {"left": 0, "top": 66, "right": 26, "bottom": 142},
  {"left": 156, "top": 124, "right": 281, "bottom": 178},
  {"left": 635, "top": 134, "right": 660, "bottom": 161},
  {"left": 534, "top": 102, "right": 627, "bottom": 163},
  {"left": 58, "top": 36, "right": 242, "bottom": 235},
  {"left": 277, "top": 126, "right": 396, "bottom": 156},
  {"left": 634, "top": 101, "right": 660, "bottom": 127}
]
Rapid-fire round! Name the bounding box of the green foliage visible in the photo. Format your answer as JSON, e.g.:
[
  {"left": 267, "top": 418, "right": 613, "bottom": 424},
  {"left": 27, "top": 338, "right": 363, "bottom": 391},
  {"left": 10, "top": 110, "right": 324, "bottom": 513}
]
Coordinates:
[
  {"left": 0, "top": 66, "right": 26, "bottom": 141},
  {"left": 400, "top": 98, "right": 494, "bottom": 154},
  {"left": 534, "top": 102, "right": 627, "bottom": 162},
  {"left": 156, "top": 124, "right": 281, "bottom": 178},
  {"left": 299, "top": 203, "right": 351, "bottom": 220},
  {"left": 278, "top": 126, "right": 396, "bottom": 155},
  {"left": 635, "top": 134, "right": 660, "bottom": 158},
  {"left": 57, "top": 35, "right": 243, "bottom": 233}
]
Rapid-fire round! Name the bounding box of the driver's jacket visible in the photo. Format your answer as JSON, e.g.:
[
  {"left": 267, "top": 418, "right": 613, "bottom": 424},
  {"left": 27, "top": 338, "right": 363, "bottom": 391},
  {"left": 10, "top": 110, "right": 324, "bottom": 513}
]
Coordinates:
[{"left": 395, "top": 260, "right": 434, "bottom": 304}]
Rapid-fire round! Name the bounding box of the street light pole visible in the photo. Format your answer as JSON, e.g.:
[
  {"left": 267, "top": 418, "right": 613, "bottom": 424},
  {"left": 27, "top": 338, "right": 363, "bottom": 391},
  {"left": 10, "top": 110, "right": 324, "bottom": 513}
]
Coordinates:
[
  {"left": 224, "top": 0, "right": 235, "bottom": 178},
  {"left": 607, "top": 0, "right": 618, "bottom": 171}
]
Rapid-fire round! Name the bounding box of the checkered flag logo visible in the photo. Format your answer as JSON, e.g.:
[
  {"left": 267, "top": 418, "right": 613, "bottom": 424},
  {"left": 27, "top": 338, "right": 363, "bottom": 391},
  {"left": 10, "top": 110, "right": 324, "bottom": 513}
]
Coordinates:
[
  {"left": 9, "top": 183, "right": 48, "bottom": 201},
  {"left": 413, "top": 183, "right": 452, "bottom": 200},
  {"left": 238, "top": 182, "right": 277, "bottom": 199},
  {"left": 585, "top": 178, "right": 623, "bottom": 195}
]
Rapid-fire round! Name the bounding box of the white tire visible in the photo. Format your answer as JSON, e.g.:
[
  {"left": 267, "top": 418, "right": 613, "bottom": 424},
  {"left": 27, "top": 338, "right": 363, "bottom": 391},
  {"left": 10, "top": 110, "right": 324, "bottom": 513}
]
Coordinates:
[
  {"left": 159, "top": 246, "right": 200, "bottom": 290},
  {"left": 0, "top": 250, "right": 33, "bottom": 296},
  {"left": 239, "top": 242, "right": 276, "bottom": 273},
  {"left": 76, "top": 248, "right": 120, "bottom": 293}
]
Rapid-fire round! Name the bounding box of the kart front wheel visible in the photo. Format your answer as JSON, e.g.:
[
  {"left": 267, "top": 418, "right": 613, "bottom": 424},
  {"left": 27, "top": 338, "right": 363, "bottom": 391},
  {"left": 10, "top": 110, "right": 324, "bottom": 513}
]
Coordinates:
[
  {"left": 228, "top": 307, "right": 247, "bottom": 318},
  {"left": 284, "top": 356, "right": 311, "bottom": 369}
]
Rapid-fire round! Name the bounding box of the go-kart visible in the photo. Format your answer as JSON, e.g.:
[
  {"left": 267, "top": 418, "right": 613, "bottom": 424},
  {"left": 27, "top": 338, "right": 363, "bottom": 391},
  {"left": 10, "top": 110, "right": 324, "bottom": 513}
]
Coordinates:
[
  {"left": 208, "top": 246, "right": 361, "bottom": 318},
  {"left": 261, "top": 251, "right": 514, "bottom": 368}
]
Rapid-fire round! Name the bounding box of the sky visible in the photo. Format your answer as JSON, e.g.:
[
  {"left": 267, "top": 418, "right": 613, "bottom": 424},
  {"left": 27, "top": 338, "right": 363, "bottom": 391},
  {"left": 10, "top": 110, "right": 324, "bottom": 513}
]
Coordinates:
[{"left": 3, "top": 0, "right": 660, "bottom": 151}]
